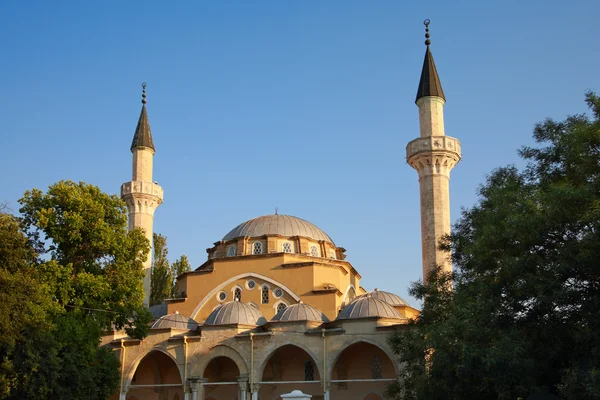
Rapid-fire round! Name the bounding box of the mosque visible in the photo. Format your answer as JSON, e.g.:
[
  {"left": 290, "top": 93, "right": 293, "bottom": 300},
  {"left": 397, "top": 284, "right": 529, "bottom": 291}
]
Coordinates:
[{"left": 103, "top": 21, "right": 461, "bottom": 400}]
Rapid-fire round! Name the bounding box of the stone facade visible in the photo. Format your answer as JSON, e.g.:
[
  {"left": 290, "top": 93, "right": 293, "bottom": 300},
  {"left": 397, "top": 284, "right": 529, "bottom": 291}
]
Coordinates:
[
  {"left": 407, "top": 96, "right": 460, "bottom": 279},
  {"left": 121, "top": 144, "right": 163, "bottom": 307},
  {"left": 108, "top": 31, "right": 459, "bottom": 400}
]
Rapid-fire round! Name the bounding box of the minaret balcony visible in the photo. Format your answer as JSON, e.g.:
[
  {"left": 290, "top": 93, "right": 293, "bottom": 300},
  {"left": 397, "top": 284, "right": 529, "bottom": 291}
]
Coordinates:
[
  {"left": 121, "top": 181, "right": 164, "bottom": 201},
  {"left": 406, "top": 135, "right": 461, "bottom": 160}
]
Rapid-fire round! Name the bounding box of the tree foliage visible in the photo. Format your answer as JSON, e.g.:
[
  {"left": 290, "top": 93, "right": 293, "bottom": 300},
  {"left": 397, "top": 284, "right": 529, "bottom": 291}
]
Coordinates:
[
  {"left": 150, "top": 233, "right": 171, "bottom": 306},
  {"left": 388, "top": 92, "right": 600, "bottom": 400},
  {"left": 171, "top": 254, "right": 191, "bottom": 298},
  {"left": 0, "top": 180, "right": 153, "bottom": 399},
  {"left": 150, "top": 233, "right": 192, "bottom": 304}
]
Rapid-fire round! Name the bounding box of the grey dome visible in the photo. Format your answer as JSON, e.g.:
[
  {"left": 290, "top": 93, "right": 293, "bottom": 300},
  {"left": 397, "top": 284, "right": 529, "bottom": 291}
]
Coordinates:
[
  {"left": 271, "top": 302, "right": 330, "bottom": 323},
  {"left": 204, "top": 301, "right": 267, "bottom": 326},
  {"left": 358, "top": 289, "right": 409, "bottom": 307},
  {"left": 149, "top": 302, "right": 168, "bottom": 319},
  {"left": 337, "top": 296, "right": 403, "bottom": 320},
  {"left": 151, "top": 312, "right": 198, "bottom": 330},
  {"left": 223, "top": 214, "right": 334, "bottom": 244}
]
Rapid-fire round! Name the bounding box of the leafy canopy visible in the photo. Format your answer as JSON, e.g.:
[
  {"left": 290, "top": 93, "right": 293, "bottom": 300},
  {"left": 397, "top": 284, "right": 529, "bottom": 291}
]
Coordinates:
[
  {"left": 0, "top": 180, "right": 155, "bottom": 399},
  {"left": 388, "top": 92, "right": 600, "bottom": 400}
]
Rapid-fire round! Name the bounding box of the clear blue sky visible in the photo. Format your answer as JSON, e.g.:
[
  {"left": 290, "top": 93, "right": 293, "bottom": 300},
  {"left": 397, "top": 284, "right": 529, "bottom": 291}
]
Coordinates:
[{"left": 1, "top": 1, "right": 598, "bottom": 305}]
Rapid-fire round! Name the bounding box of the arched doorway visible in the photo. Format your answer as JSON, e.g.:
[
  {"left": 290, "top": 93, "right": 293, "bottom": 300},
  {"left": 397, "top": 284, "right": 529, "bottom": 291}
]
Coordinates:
[
  {"left": 259, "top": 344, "right": 321, "bottom": 400},
  {"left": 203, "top": 356, "right": 240, "bottom": 400},
  {"left": 127, "top": 350, "right": 183, "bottom": 400},
  {"left": 330, "top": 342, "right": 395, "bottom": 400}
]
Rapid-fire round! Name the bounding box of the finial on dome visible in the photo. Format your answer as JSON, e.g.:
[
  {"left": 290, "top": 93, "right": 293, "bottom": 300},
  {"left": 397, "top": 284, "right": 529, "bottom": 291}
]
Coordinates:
[
  {"left": 141, "top": 82, "right": 147, "bottom": 105},
  {"left": 374, "top": 288, "right": 378, "bottom": 291},
  {"left": 275, "top": 207, "right": 279, "bottom": 215},
  {"left": 299, "top": 300, "right": 304, "bottom": 304},
  {"left": 424, "top": 19, "right": 431, "bottom": 46}
]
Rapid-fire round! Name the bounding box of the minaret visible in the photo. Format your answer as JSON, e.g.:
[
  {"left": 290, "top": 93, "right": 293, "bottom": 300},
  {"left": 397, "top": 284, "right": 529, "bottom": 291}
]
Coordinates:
[
  {"left": 406, "top": 20, "right": 461, "bottom": 281},
  {"left": 121, "top": 83, "right": 164, "bottom": 307}
]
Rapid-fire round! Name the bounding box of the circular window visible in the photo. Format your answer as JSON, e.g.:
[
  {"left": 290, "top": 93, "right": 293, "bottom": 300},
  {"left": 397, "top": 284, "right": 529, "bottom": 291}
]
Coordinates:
[
  {"left": 246, "top": 279, "right": 256, "bottom": 290},
  {"left": 273, "top": 288, "right": 284, "bottom": 298},
  {"left": 217, "top": 291, "right": 227, "bottom": 302}
]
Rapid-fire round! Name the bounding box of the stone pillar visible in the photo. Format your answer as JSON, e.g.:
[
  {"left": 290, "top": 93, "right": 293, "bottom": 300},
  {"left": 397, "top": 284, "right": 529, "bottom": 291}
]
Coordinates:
[
  {"left": 323, "top": 383, "right": 331, "bottom": 400},
  {"left": 238, "top": 376, "right": 249, "bottom": 400},
  {"left": 189, "top": 378, "right": 200, "bottom": 400},
  {"left": 251, "top": 383, "right": 260, "bottom": 400},
  {"left": 407, "top": 110, "right": 460, "bottom": 280},
  {"left": 119, "top": 392, "right": 127, "bottom": 400}
]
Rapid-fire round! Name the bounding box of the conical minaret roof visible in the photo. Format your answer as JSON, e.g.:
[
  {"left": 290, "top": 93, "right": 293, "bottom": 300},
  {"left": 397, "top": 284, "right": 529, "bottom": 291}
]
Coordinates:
[
  {"left": 130, "top": 83, "right": 155, "bottom": 152},
  {"left": 415, "top": 21, "right": 445, "bottom": 103}
]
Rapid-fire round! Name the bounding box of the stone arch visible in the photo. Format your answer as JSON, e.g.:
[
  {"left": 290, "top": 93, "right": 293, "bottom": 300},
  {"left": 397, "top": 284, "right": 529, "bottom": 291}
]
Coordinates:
[
  {"left": 341, "top": 284, "right": 357, "bottom": 308},
  {"left": 191, "top": 273, "right": 301, "bottom": 319},
  {"left": 124, "top": 347, "right": 182, "bottom": 390},
  {"left": 256, "top": 341, "right": 322, "bottom": 382},
  {"left": 329, "top": 337, "right": 397, "bottom": 381},
  {"left": 194, "top": 344, "right": 248, "bottom": 378}
]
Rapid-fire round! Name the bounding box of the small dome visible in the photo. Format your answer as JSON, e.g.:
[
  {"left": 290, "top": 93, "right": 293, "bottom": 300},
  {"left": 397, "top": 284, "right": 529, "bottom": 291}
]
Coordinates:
[
  {"left": 337, "top": 296, "right": 403, "bottom": 320},
  {"left": 149, "top": 302, "right": 168, "bottom": 319},
  {"left": 204, "top": 301, "right": 267, "bottom": 326},
  {"left": 223, "top": 214, "right": 334, "bottom": 244},
  {"left": 271, "top": 302, "right": 330, "bottom": 323},
  {"left": 358, "top": 289, "right": 409, "bottom": 307},
  {"left": 151, "top": 312, "right": 198, "bottom": 330}
]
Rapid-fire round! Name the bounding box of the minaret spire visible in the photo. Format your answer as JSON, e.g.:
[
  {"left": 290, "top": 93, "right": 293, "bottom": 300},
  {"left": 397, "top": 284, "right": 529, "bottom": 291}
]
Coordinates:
[
  {"left": 121, "top": 83, "right": 164, "bottom": 307},
  {"left": 416, "top": 20, "right": 445, "bottom": 103},
  {"left": 406, "top": 20, "right": 461, "bottom": 281},
  {"left": 131, "top": 83, "right": 155, "bottom": 152}
]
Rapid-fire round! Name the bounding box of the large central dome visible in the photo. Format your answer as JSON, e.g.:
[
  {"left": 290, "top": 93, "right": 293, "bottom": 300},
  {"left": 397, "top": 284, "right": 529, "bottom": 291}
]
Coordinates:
[{"left": 223, "top": 214, "right": 334, "bottom": 243}]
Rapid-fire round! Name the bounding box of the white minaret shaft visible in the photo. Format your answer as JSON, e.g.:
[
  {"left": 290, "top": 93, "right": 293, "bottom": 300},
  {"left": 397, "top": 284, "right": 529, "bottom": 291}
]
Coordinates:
[
  {"left": 406, "top": 21, "right": 461, "bottom": 281},
  {"left": 121, "top": 83, "right": 164, "bottom": 307}
]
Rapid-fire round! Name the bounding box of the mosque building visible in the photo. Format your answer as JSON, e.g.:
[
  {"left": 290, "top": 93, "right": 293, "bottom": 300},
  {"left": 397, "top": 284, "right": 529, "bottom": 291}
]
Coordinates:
[{"left": 103, "top": 21, "right": 461, "bottom": 400}]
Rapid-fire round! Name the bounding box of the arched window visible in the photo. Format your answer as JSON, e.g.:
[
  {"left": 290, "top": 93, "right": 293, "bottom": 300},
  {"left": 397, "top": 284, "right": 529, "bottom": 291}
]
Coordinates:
[
  {"left": 234, "top": 287, "right": 242, "bottom": 302},
  {"left": 276, "top": 302, "right": 287, "bottom": 314},
  {"left": 282, "top": 242, "right": 292, "bottom": 253},
  {"left": 371, "top": 355, "right": 383, "bottom": 379},
  {"left": 227, "top": 245, "right": 236, "bottom": 257},
  {"left": 304, "top": 361, "right": 315, "bottom": 381},
  {"left": 310, "top": 245, "right": 319, "bottom": 257},
  {"left": 330, "top": 249, "right": 336, "bottom": 259},
  {"left": 253, "top": 241, "right": 262, "bottom": 255},
  {"left": 261, "top": 286, "right": 269, "bottom": 304}
]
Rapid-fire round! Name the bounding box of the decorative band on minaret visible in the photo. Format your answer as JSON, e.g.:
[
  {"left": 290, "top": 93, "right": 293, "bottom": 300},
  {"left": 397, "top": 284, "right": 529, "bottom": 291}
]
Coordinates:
[
  {"left": 121, "top": 83, "right": 164, "bottom": 307},
  {"left": 406, "top": 20, "right": 461, "bottom": 281}
]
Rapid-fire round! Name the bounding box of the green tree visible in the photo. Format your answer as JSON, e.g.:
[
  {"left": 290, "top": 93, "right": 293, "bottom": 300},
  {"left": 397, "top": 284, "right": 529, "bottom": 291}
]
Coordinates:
[
  {"left": 0, "top": 180, "right": 154, "bottom": 399},
  {"left": 19, "top": 180, "right": 151, "bottom": 333},
  {"left": 150, "top": 233, "right": 172, "bottom": 306},
  {"left": 171, "top": 254, "right": 191, "bottom": 298},
  {"left": 388, "top": 92, "right": 600, "bottom": 400}
]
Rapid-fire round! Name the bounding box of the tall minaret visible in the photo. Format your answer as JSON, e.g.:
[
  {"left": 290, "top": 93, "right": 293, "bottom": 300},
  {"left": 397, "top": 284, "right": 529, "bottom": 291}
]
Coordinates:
[
  {"left": 406, "top": 20, "right": 461, "bottom": 281},
  {"left": 121, "top": 83, "right": 164, "bottom": 307}
]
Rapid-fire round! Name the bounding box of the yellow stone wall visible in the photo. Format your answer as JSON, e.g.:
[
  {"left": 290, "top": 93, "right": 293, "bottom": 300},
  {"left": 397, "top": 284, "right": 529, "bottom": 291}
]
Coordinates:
[{"left": 169, "top": 250, "right": 360, "bottom": 322}]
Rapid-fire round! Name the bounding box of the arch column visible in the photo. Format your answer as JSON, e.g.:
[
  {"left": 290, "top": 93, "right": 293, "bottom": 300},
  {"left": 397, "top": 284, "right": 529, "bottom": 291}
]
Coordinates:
[
  {"left": 251, "top": 383, "right": 260, "bottom": 400},
  {"left": 323, "top": 382, "right": 331, "bottom": 400},
  {"left": 188, "top": 378, "right": 201, "bottom": 400},
  {"left": 238, "top": 375, "right": 249, "bottom": 400}
]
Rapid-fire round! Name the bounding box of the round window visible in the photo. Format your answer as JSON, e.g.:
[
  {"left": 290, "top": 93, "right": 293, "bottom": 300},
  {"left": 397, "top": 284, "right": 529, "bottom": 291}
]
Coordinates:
[
  {"left": 273, "top": 288, "right": 284, "bottom": 298},
  {"left": 246, "top": 279, "right": 256, "bottom": 290},
  {"left": 217, "top": 291, "right": 227, "bottom": 302}
]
